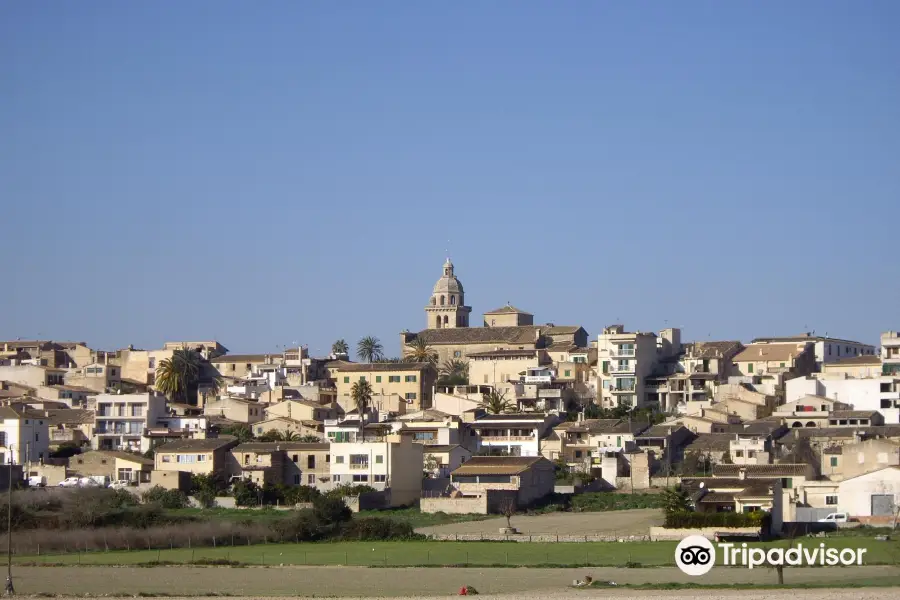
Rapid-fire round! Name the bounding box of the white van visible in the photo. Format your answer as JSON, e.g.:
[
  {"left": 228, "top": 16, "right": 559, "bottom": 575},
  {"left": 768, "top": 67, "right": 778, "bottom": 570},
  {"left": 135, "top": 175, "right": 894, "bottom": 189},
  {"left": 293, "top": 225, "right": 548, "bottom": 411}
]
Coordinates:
[{"left": 818, "top": 512, "right": 849, "bottom": 523}]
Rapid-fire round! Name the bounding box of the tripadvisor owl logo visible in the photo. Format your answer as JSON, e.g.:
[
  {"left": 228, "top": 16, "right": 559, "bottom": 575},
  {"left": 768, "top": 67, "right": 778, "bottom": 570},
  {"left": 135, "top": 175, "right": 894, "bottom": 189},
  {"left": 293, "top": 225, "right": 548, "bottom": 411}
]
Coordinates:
[
  {"left": 675, "top": 535, "right": 715, "bottom": 576},
  {"left": 675, "top": 535, "right": 868, "bottom": 576}
]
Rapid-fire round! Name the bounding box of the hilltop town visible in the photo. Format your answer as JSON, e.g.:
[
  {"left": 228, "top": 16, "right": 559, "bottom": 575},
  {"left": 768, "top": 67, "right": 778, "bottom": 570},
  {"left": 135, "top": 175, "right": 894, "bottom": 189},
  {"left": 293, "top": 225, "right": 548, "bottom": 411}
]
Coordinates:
[{"left": 1, "top": 258, "right": 899, "bottom": 528}]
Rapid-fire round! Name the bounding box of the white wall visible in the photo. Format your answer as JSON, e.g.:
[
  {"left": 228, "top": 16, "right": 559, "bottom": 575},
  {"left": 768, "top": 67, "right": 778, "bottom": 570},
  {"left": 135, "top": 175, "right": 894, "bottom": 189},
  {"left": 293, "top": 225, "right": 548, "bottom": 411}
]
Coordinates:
[
  {"left": 785, "top": 377, "right": 900, "bottom": 424},
  {"left": 838, "top": 468, "right": 900, "bottom": 517},
  {"left": 0, "top": 414, "right": 50, "bottom": 464}
]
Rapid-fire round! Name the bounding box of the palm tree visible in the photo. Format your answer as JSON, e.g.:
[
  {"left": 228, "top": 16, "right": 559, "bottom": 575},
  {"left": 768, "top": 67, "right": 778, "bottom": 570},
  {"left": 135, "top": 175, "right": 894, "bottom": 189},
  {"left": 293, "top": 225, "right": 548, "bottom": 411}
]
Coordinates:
[
  {"left": 155, "top": 345, "right": 205, "bottom": 404},
  {"left": 404, "top": 338, "right": 438, "bottom": 366},
  {"left": 281, "top": 430, "right": 302, "bottom": 442},
  {"left": 331, "top": 339, "right": 349, "bottom": 355},
  {"left": 298, "top": 434, "right": 322, "bottom": 443},
  {"left": 356, "top": 336, "right": 383, "bottom": 363},
  {"left": 479, "top": 389, "right": 513, "bottom": 414},
  {"left": 378, "top": 356, "right": 402, "bottom": 363},
  {"left": 439, "top": 359, "right": 469, "bottom": 384},
  {"left": 351, "top": 379, "right": 373, "bottom": 436}
]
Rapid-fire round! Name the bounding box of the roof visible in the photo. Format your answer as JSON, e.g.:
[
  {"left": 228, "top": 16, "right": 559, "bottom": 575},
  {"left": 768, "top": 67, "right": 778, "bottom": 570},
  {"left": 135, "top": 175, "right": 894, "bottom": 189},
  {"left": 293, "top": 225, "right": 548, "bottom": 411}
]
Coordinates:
[
  {"left": 683, "top": 341, "right": 743, "bottom": 359},
  {"left": 743, "top": 419, "right": 786, "bottom": 436},
  {"left": 452, "top": 456, "right": 547, "bottom": 476},
  {"left": 752, "top": 334, "right": 871, "bottom": 346},
  {"left": 45, "top": 409, "right": 94, "bottom": 425},
  {"left": 233, "top": 442, "right": 329, "bottom": 453},
  {"left": 154, "top": 437, "right": 238, "bottom": 452},
  {"left": 735, "top": 482, "right": 777, "bottom": 497},
  {"left": 397, "top": 409, "right": 452, "bottom": 422},
  {"left": 830, "top": 410, "right": 879, "bottom": 419},
  {"left": 823, "top": 445, "right": 843, "bottom": 455},
  {"left": 47, "top": 385, "right": 98, "bottom": 393},
  {"left": 637, "top": 424, "right": 689, "bottom": 438},
  {"left": 412, "top": 326, "right": 542, "bottom": 346},
  {"left": 484, "top": 305, "right": 532, "bottom": 315},
  {"left": 784, "top": 426, "right": 900, "bottom": 441},
  {"left": 684, "top": 433, "right": 735, "bottom": 452},
  {"left": 212, "top": 354, "right": 278, "bottom": 364},
  {"left": 336, "top": 362, "right": 432, "bottom": 372},
  {"left": 699, "top": 492, "right": 737, "bottom": 504},
  {"left": 544, "top": 326, "right": 582, "bottom": 335},
  {"left": 467, "top": 349, "right": 537, "bottom": 359},
  {"left": 78, "top": 450, "right": 154, "bottom": 466},
  {"left": 472, "top": 413, "right": 548, "bottom": 423},
  {"left": 713, "top": 463, "right": 811, "bottom": 477},
  {"left": 733, "top": 343, "right": 809, "bottom": 363},
  {"left": 0, "top": 406, "right": 49, "bottom": 420},
  {"left": 423, "top": 444, "right": 464, "bottom": 453},
  {"left": 828, "top": 355, "right": 882, "bottom": 366}
]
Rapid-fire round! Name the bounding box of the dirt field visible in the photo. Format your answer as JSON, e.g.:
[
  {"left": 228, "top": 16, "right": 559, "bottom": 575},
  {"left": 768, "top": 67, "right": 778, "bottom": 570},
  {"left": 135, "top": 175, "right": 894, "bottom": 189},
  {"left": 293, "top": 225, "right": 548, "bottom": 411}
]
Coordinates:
[
  {"left": 415, "top": 509, "right": 665, "bottom": 537},
  {"left": 10, "top": 565, "right": 900, "bottom": 597}
]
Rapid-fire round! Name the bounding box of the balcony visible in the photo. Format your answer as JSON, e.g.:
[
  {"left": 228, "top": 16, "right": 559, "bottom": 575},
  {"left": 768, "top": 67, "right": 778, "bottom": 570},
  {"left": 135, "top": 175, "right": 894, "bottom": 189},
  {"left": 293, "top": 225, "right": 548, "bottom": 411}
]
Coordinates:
[
  {"left": 610, "top": 364, "right": 634, "bottom": 373},
  {"left": 349, "top": 463, "right": 369, "bottom": 470},
  {"left": 611, "top": 386, "right": 636, "bottom": 393},
  {"left": 481, "top": 435, "right": 535, "bottom": 442},
  {"left": 609, "top": 348, "right": 635, "bottom": 358},
  {"left": 50, "top": 430, "right": 77, "bottom": 442},
  {"left": 523, "top": 375, "right": 552, "bottom": 384}
]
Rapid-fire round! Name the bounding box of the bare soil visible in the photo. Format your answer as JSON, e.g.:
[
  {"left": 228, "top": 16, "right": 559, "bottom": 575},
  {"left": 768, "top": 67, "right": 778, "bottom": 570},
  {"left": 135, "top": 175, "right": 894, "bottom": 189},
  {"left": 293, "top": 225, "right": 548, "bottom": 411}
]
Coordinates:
[
  {"left": 415, "top": 509, "right": 665, "bottom": 537},
  {"left": 10, "top": 565, "right": 900, "bottom": 597}
]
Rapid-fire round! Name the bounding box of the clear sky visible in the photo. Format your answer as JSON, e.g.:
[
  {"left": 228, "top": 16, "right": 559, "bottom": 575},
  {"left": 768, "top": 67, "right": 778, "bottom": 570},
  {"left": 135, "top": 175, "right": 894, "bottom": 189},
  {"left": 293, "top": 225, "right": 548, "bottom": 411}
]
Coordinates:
[{"left": 3, "top": 1, "right": 898, "bottom": 355}]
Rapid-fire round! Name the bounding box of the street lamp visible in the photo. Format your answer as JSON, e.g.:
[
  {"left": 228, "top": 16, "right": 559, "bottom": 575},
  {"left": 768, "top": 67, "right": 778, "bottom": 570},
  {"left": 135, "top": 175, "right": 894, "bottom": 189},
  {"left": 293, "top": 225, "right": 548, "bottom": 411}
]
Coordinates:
[{"left": 5, "top": 444, "right": 15, "bottom": 596}]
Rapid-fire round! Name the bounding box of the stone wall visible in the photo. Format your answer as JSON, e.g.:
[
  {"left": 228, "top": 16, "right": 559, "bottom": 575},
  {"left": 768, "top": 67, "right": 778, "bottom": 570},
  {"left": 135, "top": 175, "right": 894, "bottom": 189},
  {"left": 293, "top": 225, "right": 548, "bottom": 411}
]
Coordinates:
[
  {"left": 421, "top": 495, "right": 489, "bottom": 515},
  {"left": 648, "top": 526, "right": 761, "bottom": 541}
]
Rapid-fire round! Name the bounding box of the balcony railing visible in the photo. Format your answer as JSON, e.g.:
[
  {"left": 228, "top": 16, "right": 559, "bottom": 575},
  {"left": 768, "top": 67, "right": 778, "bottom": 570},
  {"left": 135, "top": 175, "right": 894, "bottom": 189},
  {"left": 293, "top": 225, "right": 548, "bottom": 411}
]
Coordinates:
[
  {"left": 611, "top": 386, "right": 636, "bottom": 393},
  {"left": 610, "top": 364, "right": 634, "bottom": 373},
  {"left": 609, "top": 348, "right": 635, "bottom": 357},
  {"left": 349, "top": 463, "right": 369, "bottom": 470},
  {"left": 482, "top": 435, "right": 535, "bottom": 442}
]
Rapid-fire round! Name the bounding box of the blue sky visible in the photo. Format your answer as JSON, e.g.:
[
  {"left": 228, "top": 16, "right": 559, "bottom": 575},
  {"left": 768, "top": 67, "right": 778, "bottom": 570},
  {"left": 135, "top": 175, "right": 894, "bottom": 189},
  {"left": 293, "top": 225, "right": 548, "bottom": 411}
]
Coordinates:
[{"left": 3, "top": 2, "right": 898, "bottom": 355}]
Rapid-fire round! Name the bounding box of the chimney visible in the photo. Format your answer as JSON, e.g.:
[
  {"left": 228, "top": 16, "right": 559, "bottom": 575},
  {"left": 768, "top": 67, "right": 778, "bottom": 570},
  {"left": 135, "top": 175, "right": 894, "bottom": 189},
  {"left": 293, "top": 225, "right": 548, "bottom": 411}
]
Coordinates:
[{"left": 738, "top": 467, "right": 747, "bottom": 481}]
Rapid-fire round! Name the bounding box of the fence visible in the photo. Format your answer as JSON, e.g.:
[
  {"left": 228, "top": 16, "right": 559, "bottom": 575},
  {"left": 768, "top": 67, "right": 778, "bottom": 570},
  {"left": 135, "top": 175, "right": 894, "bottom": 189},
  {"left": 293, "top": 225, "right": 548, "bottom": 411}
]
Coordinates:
[{"left": 422, "top": 532, "right": 651, "bottom": 542}]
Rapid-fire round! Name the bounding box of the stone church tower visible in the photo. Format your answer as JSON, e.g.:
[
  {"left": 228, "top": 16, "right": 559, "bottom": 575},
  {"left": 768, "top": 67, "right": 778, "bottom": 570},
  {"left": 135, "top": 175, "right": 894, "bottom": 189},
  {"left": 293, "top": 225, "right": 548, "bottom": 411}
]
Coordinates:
[{"left": 425, "top": 259, "right": 472, "bottom": 329}]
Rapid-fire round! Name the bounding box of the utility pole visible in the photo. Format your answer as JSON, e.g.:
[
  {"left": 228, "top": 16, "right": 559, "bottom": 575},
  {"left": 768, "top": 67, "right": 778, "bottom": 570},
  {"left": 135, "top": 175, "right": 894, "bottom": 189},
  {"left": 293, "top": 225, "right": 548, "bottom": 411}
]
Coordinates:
[{"left": 6, "top": 444, "right": 14, "bottom": 596}]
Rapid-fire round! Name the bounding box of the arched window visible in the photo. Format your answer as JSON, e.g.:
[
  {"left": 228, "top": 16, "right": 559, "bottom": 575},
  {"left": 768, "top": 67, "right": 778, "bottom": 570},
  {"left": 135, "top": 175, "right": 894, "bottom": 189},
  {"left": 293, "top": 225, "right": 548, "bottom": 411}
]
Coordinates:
[
  {"left": 806, "top": 422, "right": 817, "bottom": 428},
  {"left": 450, "top": 295, "right": 456, "bottom": 305},
  {"left": 443, "top": 315, "right": 449, "bottom": 326},
  {"left": 431, "top": 297, "right": 436, "bottom": 306},
  {"left": 436, "top": 316, "right": 442, "bottom": 328},
  {"left": 440, "top": 295, "right": 445, "bottom": 306},
  {"left": 792, "top": 421, "right": 803, "bottom": 428}
]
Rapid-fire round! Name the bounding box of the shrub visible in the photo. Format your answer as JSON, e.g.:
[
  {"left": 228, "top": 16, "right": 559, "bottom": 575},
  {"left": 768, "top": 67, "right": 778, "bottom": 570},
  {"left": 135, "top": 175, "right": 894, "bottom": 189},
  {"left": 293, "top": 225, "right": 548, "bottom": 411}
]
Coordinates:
[
  {"left": 324, "top": 484, "right": 377, "bottom": 500},
  {"left": 142, "top": 486, "right": 188, "bottom": 510},
  {"left": 571, "top": 492, "right": 665, "bottom": 512},
  {"left": 312, "top": 496, "right": 352, "bottom": 527},
  {"left": 338, "top": 517, "right": 421, "bottom": 541},
  {"left": 270, "top": 510, "right": 324, "bottom": 542},
  {"left": 663, "top": 510, "right": 767, "bottom": 529},
  {"left": 231, "top": 480, "right": 260, "bottom": 507},
  {"left": 282, "top": 485, "right": 321, "bottom": 505}
]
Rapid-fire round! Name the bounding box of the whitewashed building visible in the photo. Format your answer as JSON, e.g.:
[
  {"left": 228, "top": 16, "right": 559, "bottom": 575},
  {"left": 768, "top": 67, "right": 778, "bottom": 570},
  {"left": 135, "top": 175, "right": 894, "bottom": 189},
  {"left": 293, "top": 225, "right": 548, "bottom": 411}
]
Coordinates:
[{"left": 0, "top": 406, "right": 50, "bottom": 465}]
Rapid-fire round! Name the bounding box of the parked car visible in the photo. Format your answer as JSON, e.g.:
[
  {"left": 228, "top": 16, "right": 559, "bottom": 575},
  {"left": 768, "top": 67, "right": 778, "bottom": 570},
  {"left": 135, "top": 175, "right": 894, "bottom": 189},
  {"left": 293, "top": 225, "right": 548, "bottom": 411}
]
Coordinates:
[
  {"left": 110, "top": 480, "right": 135, "bottom": 489},
  {"left": 59, "top": 477, "right": 82, "bottom": 488},
  {"left": 818, "top": 512, "right": 849, "bottom": 523},
  {"left": 27, "top": 475, "right": 46, "bottom": 488},
  {"left": 79, "top": 477, "right": 101, "bottom": 488},
  {"left": 88, "top": 475, "right": 110, "bottom": 488}
]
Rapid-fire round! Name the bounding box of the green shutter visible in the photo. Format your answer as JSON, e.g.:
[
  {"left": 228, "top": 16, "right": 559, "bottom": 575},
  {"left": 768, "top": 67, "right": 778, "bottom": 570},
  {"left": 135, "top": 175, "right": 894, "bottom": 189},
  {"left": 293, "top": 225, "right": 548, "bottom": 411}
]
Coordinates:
[
  {"left": 376, "top": 376, "right": 381, "bottom": 383},
  {"left": 748, "top": 363, "right": 754, "bottom": 373},
  {"left": 565, "top": 370, "right": 571, "bottom": 377},
  {"left": 830, "top": 457, "right": 838, "bottom": 467},
  {"left": 343, "top": 377, "right": 349, "bottom": 383}
]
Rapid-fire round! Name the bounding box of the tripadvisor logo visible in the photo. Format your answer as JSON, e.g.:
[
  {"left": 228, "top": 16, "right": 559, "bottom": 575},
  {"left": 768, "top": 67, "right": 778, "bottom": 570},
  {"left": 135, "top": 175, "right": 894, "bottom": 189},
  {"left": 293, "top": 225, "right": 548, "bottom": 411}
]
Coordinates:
[{"left": 675, "top": 535, "right": 867, "bottom": 576}]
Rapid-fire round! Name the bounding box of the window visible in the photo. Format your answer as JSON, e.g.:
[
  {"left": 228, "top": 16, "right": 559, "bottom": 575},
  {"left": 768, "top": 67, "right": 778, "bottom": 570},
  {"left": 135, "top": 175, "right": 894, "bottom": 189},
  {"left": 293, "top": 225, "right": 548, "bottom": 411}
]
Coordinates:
[
  {"left": 483, "top": 375, "right": 489, "bottom": 383},
  {"left": 601, "top": 361, "right": 609, "bottom": 375},
  {"left": 307, "top": 455, "right": 316, "bottom": 469},
  {"left": 780, "top": 363, "right": 785, "bottom": 368},
  {"left": 198, "top": 454, "right": 206, "bottom": 462},
  {"left": 307, "top": 474, "right": 315, "bottom": 484},
  {"left": 375, "top": 455, "right": 383, "bottom": 464},
  {"left": 564, "top": 370, "right": 571, "bottom": 377},
  {"left": 413, "top": 432, "right": 435, "bottom": 441},
  {"left": 374, "top": 474, "right": 386, "bottom": 483},
  {"left": 405, "top": 393, "right": 417, "bottom": 400},
  {"left": 343, "top": 377, "right": 350, "bottom": 383},
  {"left": 825, "top": 495, "right": 838, "bottom": 506},
  {"left": 177, "top": 455, "right": 196, "bottom": 464},
  {"left": 376, "top": 376, "right": 382, "bottom": 383},
  {"left": 747, "top": 363, "right": 754, "bottom": 373},
  {"left": 359, "top": 376, "right": 366, "bottom": 382},
  {"left": 405, "top": 375, "right": 417, "bottom": 383},
  {"left": 149, "top": 358, "right": 156, "bottom": 369},
  {"left": 291, "top": 454, "right": 298, "bottom": 463},
  {"left": 748, "top": 450, "right": 756, "bottom": 458},
  {"left": 335, "top": 456, "right": 344, "bottom": 464},
  {"left": 616, "top": 436, "right": 622, "bottom": 446},
  {"left": 293, "top": 475, "right": 300, "bottom": 485},
  {"left": 352, "top": 474, "right": 369, "bottom": 482},
  {"left": 454, "top": 351, "right": 461, "bottom": 358},
  {"left": 781, "top": 477, "right": 793, "bottom": 489},
  {"left": 389, "top": 376, "right": 401, "bottom": 383},
  {"left": 332, "top": 475, "right": 342, "bottom": 483},
  {"left": 162, "top": 455, "right": 171, "bottom": 463},
  {"left": 830, "top": 457, "right": 838, "bottom": 467},
  {"left": 574, "top": 450, "right": 582, "bottom": 458},
  {"left": 735, "top": 450, "right": 743, "bottom": 457},
  {"left": 828, "top": 345, "right": 832, "bottom": 356}
]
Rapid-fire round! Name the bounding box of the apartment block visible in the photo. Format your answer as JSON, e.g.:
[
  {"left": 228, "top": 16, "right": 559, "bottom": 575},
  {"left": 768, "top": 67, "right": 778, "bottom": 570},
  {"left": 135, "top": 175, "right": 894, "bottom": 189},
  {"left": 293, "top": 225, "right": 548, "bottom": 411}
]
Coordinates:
[
  {"left": 597, "top": 325, "right": 665, "bottom": 409},
  {"left": 753, "top": 334, "right": 876, "bottom": 371},
  {"left": 328, "top": 434, "right": 424, "bottom": 506},
  {"left": 89, "top": 392, "right": 166, "bottom": 453},
  {"left": 334, "top": 362, "right": 436, "bottom": 413}
]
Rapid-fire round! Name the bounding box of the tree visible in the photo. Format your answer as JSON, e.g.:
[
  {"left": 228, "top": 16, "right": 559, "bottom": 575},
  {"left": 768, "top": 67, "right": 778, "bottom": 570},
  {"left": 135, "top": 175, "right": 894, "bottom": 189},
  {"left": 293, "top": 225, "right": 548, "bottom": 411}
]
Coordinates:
[
  {"left": 356, "top": 336, "right": 384, "bottom": 363},
  {"left": 351, "top": 379, "right": 373, "bottom": 433},
  {"left": 479, "top": 389, "right": 513, "bottom": 414},
  {"left": 438, "top": 359, "right": 469, "bottom": 385},
  {"left": 720, "top": 451, "right": 734, "bottom": 465},
  {"left": 404, "top": 338, "right": 438, "bottom": 366},
  {"left": 219, "top": 424, "right": 253, "bottom": 442},
  {"left": 662, "top": 485, "right": 692, "bottom": 515},
  {"left": 331, "top": 339, "right": 349, "bottom": 356},
  {"left": 498, "top": 497, "right": 517, "bottom": 530},
  {"left": 258, "top": 429, "right": 286, "bottom": 442},
  {"left": 155, "top": 345, "right": 217, "bottom": 404},
  {"left": 298, "top": 434, "right": 322, "bottom": 443}
]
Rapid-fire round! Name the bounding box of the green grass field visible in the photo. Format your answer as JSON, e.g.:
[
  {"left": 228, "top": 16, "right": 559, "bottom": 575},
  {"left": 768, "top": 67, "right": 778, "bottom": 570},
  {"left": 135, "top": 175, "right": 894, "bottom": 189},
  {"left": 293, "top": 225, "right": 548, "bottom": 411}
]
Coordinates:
[{"left": 16, "top": 537, "right": 900, "bottom": 568}]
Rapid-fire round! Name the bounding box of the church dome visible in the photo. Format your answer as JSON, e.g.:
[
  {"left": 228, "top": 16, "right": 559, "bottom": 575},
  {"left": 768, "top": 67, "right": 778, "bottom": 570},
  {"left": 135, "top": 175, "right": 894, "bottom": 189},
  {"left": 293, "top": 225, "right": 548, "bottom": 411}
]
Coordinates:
[{"left": 432, "top": 259, "right": 464, "bottom": 295}]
